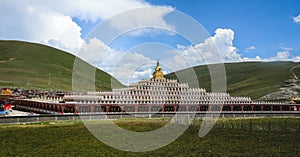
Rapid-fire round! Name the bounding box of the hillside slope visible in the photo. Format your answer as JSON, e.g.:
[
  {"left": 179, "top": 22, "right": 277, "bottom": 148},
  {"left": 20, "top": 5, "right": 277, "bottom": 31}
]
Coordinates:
[
  {"left": 0, "top": 40, "right": 123, "bottom": 91},
  {"left": 1, "top": 40, "right": 298, "bottom": 99},
  {"left": 166, "top": 62, "right": 299, "bottom": 100}
]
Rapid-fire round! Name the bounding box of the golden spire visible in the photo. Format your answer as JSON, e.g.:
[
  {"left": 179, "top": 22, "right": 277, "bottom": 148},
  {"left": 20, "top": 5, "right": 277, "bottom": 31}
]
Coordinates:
[{"left": 152, "top": 59, "right": 165, "bottom": 79}]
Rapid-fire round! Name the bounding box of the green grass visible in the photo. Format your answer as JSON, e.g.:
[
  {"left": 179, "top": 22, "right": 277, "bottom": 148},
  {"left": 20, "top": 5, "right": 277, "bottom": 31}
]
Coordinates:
[
  {"left": 0, "top": 118, "right": 299, "bottom": 156},
  {"left": 0, "top": 40, "right": 123, "bottom": 91},
  {"left": 166, "top": 62, "right": 299, "bottom": 99}
]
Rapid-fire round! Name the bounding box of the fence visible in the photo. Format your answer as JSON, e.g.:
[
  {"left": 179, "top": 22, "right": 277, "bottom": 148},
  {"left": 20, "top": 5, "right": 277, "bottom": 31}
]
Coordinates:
[{"left": 1, "top": 112, "right": 300, "bottom": 124}]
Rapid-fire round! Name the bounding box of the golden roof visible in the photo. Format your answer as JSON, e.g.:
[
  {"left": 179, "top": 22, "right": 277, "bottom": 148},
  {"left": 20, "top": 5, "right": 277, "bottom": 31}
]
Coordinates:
[
  {"left": 152, "top": 59, "right": 165, "bottom": 80},
  {"left": 0, "top": 88, "right": 12, "bottom": 97}
]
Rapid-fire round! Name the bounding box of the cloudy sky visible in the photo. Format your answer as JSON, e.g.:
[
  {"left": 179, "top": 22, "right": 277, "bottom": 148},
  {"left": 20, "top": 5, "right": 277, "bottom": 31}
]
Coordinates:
[{"left": 1, "top": 0, "right": 300, "bottom": 84}]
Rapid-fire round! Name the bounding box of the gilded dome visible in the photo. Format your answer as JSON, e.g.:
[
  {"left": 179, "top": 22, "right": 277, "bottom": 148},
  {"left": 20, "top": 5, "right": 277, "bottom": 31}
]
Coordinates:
[{"left": 152, "top": 60, "right": 165, "bottom": 79}]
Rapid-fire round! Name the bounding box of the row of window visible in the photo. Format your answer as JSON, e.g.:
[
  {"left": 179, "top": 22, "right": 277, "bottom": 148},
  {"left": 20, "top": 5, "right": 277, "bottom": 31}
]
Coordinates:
[
  {"left": 77, "top": 105, "right": 299, "bottom": 112},
  {"left": 100, "top": 94, "right": 239, "bottom": 100},
  {"left": 16, "top": 103, "right": 299, "bottom": 113},
  {"left": 70, "top": 100, "right": 254, "bottom": 105}
]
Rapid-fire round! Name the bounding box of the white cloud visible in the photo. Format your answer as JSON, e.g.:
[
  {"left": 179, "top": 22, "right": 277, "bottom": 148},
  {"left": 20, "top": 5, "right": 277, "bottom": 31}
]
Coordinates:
[
  {"left": 247, "top": 47, "right": 300, "bottom": 62},
  {"left": 79, "top": 37, "right": 120, "bottom": 65},
  {"left": 276, "top": 51, "right": 290, "bottom": 60},
  {"left": 77, "top": 31, "right": 300, "bottom": 85},
  {"left": 131, "top": 68, "right": 153, "bottom": 79},
  {"left": 107, "top": 6, "right": 174, "bottom": 35},
  {"left": 105, "top": 52, "right": 153, "bottom": 84},
  {"left": 293, "top": 14, "right": 300, "bottom": 23},
  {"left": 76, "top": 26, "right": 300, "bottom": 84},
  {"left": 165, "top": 28, "right": 240, "bottom": 71},
  {"left": 208, "top": 28, "right": 239, "bottom": 61},
  {"left": 78, "top": 37, "right": 153, "bottom": 84},
  {"left": 37, "top": 12, "right": 84, "bottom": 53},
  {"left": 245, "top": 46, "right": 256, "bottom": 52},
  {"left": 163, "top": 53, "right": 190, "bottom": 72},
  {"left": 280, "top": 47, "right": 293, "bottom": 51},
  {"left": 258, "top": 51, "right": 291, "bottom": 62},
  {"left": 242, "top": 56, "right": 262, "bottom": 62},
  {"left": 0, "top": 2, "right": 84, "bottom": 53},
  {"left": 292, "top": 56, "right": 300, "bottom": 62},
  {"left": 0, "top": 0, "right": 173, "bottom": 53},
  {"left": 255, "top": 56, "right": 262, "bottom": 60}
]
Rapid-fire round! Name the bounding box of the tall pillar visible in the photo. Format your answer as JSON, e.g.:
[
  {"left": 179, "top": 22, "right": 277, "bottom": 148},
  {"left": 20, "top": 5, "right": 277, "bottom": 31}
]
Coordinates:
[
  {"left": 271, "top": 106, "right": 273, "bottom": 112},
  {"left": 90, "top": 106, "right": 94, "bottom": 114},
  {"left": 47, "top": 104, "right": 50, "bottom": 113},
  {"left": 120, "top": 106, "right": 124, "bottom": 113},
  {"left": 280, "top": 106, "right": 282, "bottom": 112},
  {"left": 106, "top": 106, "right": 110, "bottom": 114},
  {"left": 74, "top": 105, "right": 80, "bottom": 114},
  {"left": 61, "top": 106, "right": 65, "bottom": 115}
]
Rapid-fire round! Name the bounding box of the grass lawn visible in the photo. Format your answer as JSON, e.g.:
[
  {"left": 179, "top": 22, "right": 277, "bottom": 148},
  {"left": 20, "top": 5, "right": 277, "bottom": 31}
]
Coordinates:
[{"left": 0, "top": 118, "right": 299, "bottom": 156}]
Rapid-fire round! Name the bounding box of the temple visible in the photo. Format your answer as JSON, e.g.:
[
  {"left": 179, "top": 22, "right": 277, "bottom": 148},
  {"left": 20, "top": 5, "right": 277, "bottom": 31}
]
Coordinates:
[{"left": 13, "top": 60, "right": 299, "bottom": 114}]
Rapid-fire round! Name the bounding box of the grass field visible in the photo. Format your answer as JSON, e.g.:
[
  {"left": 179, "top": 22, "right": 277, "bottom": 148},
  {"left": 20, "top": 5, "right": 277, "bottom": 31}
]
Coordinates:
[
  {"left": 0, "top": 40, "right": 123, "bottom": 91},
  {"left": 0, "top": 118, "right": 299, "bottom": 156}
]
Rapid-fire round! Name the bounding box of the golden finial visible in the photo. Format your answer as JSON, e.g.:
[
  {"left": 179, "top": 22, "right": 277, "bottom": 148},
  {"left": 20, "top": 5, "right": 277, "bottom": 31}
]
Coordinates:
[{"left": 152, "top": 59, "right": 165, "bottom": 79}]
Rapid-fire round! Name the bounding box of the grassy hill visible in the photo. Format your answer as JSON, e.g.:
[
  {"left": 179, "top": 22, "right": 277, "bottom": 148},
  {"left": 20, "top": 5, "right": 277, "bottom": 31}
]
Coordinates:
[
  {"left": 1, "top": 40, "right": 299, "bottom": 99},
  {"left": 0, "top": 40, "right": 123, "bottom": 91},
  {"left": 166, "top": 62, "right": 300, "bottom": 100}
]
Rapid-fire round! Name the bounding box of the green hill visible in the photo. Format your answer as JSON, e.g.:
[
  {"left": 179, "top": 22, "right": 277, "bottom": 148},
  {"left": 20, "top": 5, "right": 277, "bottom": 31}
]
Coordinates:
[
  {"left": 166, "top": 62, "right": 299, "bottom": 100},
  {"left": 0, "top": 40, "right": 123, "bottom": 91},
  {"left": 1, "top": 40, "right": 299, "bottom": 99}
]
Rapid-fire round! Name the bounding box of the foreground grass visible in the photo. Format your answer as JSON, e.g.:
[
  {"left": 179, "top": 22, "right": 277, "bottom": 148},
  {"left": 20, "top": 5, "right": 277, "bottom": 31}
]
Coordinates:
[{"left": 0, "top": 118, "right": 299, "bottom": 156}]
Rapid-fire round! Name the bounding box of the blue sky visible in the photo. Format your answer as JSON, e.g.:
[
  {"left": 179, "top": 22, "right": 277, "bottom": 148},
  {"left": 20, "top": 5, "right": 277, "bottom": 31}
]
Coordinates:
[
  {"left": 153, "top": 0, "right": 300, "bottom": 52},
  {"left": 74, "top": 0, "right": 300, "bottom": 59},
  {"left": 1, "top": 0, "right": 300, "bottom": 83}
]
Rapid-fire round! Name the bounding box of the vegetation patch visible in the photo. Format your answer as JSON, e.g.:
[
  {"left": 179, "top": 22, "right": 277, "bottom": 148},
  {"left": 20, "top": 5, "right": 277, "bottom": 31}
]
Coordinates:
[
  {"left": 0, "top": 118, "right": 299, "bottom": 156},
  {"left": 0, "top": 40, "right": 123, "bottom": 91},
  {"left": 166, "top": 61, "right": 299, "bottom": 99}
]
